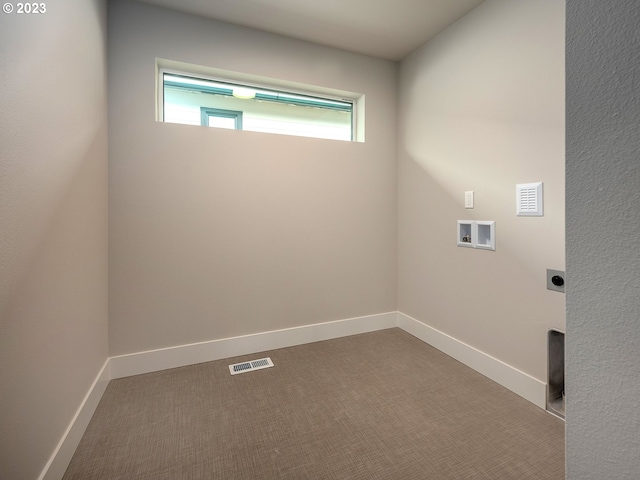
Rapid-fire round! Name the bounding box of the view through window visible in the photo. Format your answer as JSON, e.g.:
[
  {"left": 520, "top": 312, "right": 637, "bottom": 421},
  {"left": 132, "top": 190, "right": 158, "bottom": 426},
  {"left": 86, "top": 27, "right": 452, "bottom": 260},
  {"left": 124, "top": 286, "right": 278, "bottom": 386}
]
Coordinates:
[{"left": 161, "top": 72, "right": 355, "bottom": 142}]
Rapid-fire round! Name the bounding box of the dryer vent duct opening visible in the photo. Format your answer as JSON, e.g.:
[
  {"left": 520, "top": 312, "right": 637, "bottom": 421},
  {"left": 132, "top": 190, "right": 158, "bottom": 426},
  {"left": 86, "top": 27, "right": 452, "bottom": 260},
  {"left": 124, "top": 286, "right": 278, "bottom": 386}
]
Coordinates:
[{"left": 547, "top": 330, "right": 565, "bottom": 419}]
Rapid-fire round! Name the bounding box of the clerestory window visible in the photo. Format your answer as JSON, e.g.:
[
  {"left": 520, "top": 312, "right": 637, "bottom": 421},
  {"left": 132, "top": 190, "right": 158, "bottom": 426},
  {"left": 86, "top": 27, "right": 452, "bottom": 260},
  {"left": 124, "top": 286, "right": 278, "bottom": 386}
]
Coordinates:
[{"left": 160, "top": 70, "right": 357, "bottom": 142}]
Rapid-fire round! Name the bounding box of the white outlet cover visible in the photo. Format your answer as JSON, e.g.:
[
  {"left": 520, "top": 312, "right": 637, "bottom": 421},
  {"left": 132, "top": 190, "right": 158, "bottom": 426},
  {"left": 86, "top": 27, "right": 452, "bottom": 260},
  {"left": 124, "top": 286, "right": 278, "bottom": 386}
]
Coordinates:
[{"left": 465, "top": 191, "right": 474, "bottom": 209}]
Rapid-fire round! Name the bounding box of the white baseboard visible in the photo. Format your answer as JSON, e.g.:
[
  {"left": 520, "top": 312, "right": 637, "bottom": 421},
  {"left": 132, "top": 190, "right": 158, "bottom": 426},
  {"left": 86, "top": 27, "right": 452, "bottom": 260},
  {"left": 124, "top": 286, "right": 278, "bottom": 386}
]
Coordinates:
[
  {"left": 110, "top": 312, "right": 398, "bottom": 379},
  {"left": 397, "top": 312, "right": 546, "bottom": 408},
  {"left": 38, "top": 359, "right": 111, "bottom": 480},
  {"left": 110, "top": 311, "right": 545, "bottom": 407}
]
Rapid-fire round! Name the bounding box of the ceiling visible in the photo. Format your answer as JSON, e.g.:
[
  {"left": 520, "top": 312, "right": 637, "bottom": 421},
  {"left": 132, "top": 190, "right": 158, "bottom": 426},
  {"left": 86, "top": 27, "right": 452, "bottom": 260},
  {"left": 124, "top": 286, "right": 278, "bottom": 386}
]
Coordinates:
[{"left": 136, "top": 0, "right": 485, "bottom": 61}]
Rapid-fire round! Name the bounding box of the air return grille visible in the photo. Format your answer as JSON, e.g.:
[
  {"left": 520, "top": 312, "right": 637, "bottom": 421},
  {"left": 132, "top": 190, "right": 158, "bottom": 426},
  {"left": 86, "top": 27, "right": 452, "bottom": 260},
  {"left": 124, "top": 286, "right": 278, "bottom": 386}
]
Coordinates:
[
  {"left": 228, "top": 357, "right": 274, "bottom": 375},
  {"left": 516, "top": 182, "right": 543, "bottom": 216}
]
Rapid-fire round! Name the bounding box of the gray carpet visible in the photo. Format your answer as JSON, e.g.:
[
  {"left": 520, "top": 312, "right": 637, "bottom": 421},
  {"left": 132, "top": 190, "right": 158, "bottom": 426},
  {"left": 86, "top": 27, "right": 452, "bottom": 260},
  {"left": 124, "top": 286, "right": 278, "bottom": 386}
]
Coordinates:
[{"left": 63, "top": 328, "right": 565, "bottom": 479}]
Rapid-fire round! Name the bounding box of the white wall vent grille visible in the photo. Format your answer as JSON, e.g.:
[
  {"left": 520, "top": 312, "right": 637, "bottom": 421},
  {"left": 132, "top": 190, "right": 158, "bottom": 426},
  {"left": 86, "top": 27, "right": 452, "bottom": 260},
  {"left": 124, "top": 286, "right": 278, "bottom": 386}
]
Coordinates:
[
  {"left": 229, "top": 357, "right": 274, "bottom": 375},
  {"left": 516, "top": 182, "right": 543, "bottom": 216}
]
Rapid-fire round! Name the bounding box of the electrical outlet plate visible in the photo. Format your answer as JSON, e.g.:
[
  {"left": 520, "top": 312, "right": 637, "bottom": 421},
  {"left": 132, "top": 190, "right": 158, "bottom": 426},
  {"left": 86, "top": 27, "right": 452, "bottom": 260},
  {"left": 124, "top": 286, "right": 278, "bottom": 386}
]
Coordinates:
[
  {"left": 547, "top": 269, "right": 565, "bottom": 293},
  {"left": 465, "top": 191, "right": 474, "bottom": 209}
]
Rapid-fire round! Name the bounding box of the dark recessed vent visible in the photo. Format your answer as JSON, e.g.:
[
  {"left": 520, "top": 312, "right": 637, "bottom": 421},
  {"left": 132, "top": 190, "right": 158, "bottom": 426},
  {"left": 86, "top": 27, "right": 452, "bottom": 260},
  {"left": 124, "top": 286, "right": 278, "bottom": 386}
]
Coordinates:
[{"left": 228, "top": 357, "right": 274, "bottom": 375}]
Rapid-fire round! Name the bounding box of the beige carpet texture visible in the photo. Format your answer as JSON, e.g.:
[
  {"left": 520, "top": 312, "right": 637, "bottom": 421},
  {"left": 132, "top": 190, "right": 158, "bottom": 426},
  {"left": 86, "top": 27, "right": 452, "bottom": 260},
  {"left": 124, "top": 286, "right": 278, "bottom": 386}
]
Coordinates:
[{"left": 63, "top": 328, "right": 565, "bottom": 479}]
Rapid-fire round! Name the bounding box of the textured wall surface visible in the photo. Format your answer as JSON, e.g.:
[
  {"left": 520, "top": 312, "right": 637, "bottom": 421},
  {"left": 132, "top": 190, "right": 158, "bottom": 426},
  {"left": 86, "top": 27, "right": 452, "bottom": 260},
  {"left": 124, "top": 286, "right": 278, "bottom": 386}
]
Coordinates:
[
  {"left": 397, "top": 0, "right": 565, "bottom": 382},
  {"left": 566, "top": 1, "right": 640, "bottom": 478},
  {"left": 0, "top": 1, "right": 109, "bottom": 478},
  {"left": 108, "top": 0, "right": 397, "bottom": 356}
]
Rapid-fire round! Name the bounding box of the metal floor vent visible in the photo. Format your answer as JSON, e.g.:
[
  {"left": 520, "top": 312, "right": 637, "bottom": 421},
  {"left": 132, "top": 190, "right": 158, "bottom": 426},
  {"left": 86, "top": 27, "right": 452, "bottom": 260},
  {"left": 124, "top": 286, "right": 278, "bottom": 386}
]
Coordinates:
[{"left": 228, "top": 357, "right": 274, "bottom": 375}]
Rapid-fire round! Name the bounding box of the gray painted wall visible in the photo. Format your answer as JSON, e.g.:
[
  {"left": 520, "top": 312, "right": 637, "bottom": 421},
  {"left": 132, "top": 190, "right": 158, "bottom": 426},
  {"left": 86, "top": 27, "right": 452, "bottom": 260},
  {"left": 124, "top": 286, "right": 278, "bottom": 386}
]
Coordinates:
[
  {"left": 398, "top": 0, "right": 565, "bottom": 383},
  {"left": 566, "top": 0, "right": 640, "bottom": 478},
  {"left": 107, "top": 0, "right": 397, "bottom": 356},
  {"left": 0, "top": 1, "right": 109, "bottom": 478}
]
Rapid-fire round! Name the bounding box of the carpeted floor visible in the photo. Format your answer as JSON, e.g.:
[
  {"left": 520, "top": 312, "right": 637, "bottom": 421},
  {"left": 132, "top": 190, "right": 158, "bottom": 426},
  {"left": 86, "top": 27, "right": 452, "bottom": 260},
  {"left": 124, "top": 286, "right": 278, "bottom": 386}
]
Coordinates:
[{"left": 63, "top": 328, "right": 565, "bottom": 479}]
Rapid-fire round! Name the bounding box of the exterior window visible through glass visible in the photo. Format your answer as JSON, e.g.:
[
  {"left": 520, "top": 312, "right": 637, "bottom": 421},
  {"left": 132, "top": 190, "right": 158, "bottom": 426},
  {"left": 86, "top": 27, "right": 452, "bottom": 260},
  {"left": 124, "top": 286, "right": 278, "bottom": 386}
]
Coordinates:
[
  {"left": 201, "top": 107, "right": 243, "bottom": 130},
  {"left": 207, "top": 116, "right": 235, "bottom": 129},
  {"left": 162, "top": 72, "right": 354, "bottom": 141}
]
